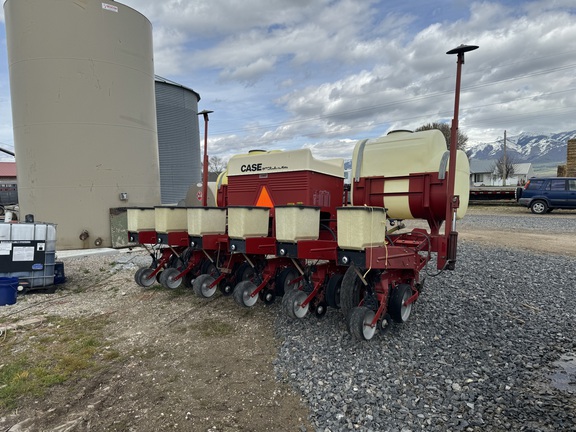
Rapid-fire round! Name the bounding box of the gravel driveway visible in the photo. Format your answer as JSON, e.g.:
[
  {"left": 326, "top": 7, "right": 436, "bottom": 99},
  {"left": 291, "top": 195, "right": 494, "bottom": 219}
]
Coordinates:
[
  {"left": 272, "top": 207, "right": 576, "bottom": 431},
  {"left": 274, "top": 239, "right": 576, "bottom": 431}
]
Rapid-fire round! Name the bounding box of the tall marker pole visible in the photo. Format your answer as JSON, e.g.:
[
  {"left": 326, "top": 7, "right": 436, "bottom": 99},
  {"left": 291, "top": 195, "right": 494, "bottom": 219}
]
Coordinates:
[{"left": 445, "top": 44, "right": 478, "bottom": 269}]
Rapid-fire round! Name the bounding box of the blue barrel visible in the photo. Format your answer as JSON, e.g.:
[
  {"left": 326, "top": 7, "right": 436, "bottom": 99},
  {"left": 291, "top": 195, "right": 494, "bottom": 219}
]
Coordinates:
[{"left": 0, "top": 277, "right": 19, "bottom": 306}]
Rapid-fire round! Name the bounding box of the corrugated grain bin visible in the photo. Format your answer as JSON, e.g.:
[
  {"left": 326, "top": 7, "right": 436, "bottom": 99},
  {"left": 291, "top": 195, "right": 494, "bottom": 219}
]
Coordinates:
[
  {"left": 155, "top": 77, "right": 202, "bottom": 204},
  {"left": 275, "top": 206, "right": 320, "bottom": 242},
  {"left": 228, "top": 207, "right": 270, "bottom": 239},
  {"left": 337, "top": 206, "right": 387, "bottom": 250},
  {"left": 127, "top": 207, "right": 156, "bottom": 232},
  {"left": 187, "top": 207, "right": 227, "bottom": 236},
  {"left": 154, "top": 207, "right": 187, "bottom": 233}
]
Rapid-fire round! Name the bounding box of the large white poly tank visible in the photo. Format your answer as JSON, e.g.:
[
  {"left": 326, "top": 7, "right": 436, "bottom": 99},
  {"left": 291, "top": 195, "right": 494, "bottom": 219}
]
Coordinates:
[
  {"left": 4, "top": 0, "right": 161, "bottom": 249},
  {"left": 351, "top": 130, "right": 470, "bottom": 220}
]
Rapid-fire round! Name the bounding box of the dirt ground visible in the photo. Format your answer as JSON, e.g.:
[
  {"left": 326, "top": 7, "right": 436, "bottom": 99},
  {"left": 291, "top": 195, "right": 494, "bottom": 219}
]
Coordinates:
[{"left": 0, "top": 204, "right": 575, "bottom": 432}]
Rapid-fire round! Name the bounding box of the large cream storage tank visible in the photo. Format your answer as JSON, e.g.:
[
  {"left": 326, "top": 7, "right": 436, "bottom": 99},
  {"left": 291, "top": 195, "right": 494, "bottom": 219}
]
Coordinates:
[{"left": 4, "top": 0, "right": 161, "bottom": 249}]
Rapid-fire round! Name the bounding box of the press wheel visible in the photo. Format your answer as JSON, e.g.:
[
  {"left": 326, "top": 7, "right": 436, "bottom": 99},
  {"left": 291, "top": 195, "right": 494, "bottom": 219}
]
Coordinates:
[
  {"left": 349, "top": 306, "right": 377, "bottom": 341},
  {"left": 159, "top": 267, "right": 182, "bottom": 289},
  {"left": 193, "top": 274, "right": 218, "bottom": 298},
  {"left": 283, "top": 289, "right": 309, "bottom": 319},
  {"left": 233, "top": 280, "right": 259, "bottom": 307},
  {"left": 137, "top": 268, "right": 156, "bottom": 288}
]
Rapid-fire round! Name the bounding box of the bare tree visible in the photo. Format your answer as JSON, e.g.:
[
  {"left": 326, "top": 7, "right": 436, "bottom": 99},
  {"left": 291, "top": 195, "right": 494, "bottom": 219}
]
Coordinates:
[
  {"left": 493, "top": 154, "right": 515, "bottom": 185},
  {"left": 415, "top": 122, "right": 468, "bottom": 151},
  {"left": 208, "top": 155, "right": 227, "bottom": 175}
]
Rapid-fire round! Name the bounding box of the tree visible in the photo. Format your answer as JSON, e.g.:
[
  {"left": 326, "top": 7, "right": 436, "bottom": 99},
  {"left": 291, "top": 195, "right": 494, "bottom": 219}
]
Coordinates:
[
  {"left": 493, "top": 154, "right": 515, "bottom": 185},
  {"left": 414, "top": 122, "right": 468, "bottom": 151},
  {"left": 208, "top": 155, "right": 227, "bottom": 175}
]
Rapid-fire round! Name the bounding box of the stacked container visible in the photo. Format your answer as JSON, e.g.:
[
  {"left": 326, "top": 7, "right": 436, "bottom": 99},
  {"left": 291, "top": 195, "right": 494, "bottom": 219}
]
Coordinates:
[{"left": 0, "top": 222, "right": 57, "bottom": 287}]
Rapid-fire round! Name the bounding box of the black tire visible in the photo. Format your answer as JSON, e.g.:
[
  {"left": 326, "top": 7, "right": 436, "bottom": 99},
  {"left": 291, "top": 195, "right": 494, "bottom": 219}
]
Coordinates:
[
  {"left": 326, "top": 273, "right": 343, "bottom": 309},
  {"left": 259, "top": 289, "right": 276, "bottom": 305},
  {"left": 314, "top": 302, "right": 328, "bottom": 318},
  {"left": 349, "top": 306, "right": 377, "bottom": 341},
  {"left": 275, "top": 267, "right": 299, "bottom": 296},
  {"left": 340, "top": 265, "right": 365, "bottom": 318},
  {"left": 219, "top": 280, "right": 234, "bottom": 296},
  {"left": 234, "top": 262, "right": 255, "bottom": 284},
  {"left": 201, "top": 259, "right": 218, "bottom": 277},
  {"left": 182, "top": 272, "right": 194, "bottom": 288},
  {"left": 389, "top": 283, "right": 413, "bottom": 324},
  {"left": 530, "top": 200, "right": 548, "bottom": 214}
]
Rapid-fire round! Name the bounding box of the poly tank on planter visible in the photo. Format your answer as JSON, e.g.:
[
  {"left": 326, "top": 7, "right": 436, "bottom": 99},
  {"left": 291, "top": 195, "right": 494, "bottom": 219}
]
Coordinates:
[
  {"left": 187, "top": 207, "right": 227, "bottom": 236},
  {"left": 127, "top": 207, "right": 156, "bottom": 232},
  {"left": 154, "top": 206, "right": 187, "bottom": 233},
  {"left": 336, "top": 206, "right": 387, "bottom": 250},
  {"left": 227, "top": 207, "right": 270, "bottom": 239},
  {"left": 275, "top": 206, "right": 320, "bottom": 242},
  {"left": 0, "top": 222, "right": 57, "bottom": 287}
]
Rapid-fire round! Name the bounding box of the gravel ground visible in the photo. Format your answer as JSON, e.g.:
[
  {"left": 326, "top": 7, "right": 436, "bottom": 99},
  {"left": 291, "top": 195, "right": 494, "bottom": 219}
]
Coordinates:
[
  {"left": 458, "top": 212, "right": 576, "bottom": 233},
  {"left": 273, "top": 235, "right": 576, "bottom": 430}
]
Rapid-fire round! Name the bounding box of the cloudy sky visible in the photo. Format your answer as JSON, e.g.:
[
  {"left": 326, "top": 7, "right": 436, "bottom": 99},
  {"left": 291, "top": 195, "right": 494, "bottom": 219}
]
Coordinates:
[{"left": 1, "top": 0, "right": 575, "bottom": 163}]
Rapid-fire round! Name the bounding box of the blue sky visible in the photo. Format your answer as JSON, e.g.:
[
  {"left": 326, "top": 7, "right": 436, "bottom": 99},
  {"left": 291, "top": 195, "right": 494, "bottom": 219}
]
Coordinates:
[{"left": 1, "top": 0, "right": 576, "bottom": 162}]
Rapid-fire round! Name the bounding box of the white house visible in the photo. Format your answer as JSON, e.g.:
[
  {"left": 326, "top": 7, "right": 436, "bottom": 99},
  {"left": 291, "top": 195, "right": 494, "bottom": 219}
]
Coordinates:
[{"left": 469, "top": 159, "right": 534, "bottom": 186}]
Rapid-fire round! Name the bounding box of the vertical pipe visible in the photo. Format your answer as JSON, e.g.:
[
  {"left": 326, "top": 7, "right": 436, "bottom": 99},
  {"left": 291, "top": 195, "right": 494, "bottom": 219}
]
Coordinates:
[
  {"left": 202, "top": 115, "right": 209, "bottom": 207},
  {"left": 198, "top": 110, "right": 213, "bottom": 207},
  {"left": 445, "top": 51, "right": 464, "bottom": 239}
]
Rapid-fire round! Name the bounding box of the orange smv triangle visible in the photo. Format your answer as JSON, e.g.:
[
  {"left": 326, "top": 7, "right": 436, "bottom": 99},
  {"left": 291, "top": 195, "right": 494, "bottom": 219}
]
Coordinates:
[{"left": 256, "top": 186, "right": 274, "bottom": 208}]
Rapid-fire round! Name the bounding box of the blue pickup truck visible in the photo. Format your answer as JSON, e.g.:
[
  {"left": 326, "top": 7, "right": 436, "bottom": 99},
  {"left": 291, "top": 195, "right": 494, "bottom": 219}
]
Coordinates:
[{"left": 517, "top": 177, "right": 576, "bottom": 214}]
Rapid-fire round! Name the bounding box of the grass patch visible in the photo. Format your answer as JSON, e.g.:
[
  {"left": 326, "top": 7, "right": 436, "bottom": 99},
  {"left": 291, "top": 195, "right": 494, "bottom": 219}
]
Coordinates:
[
  {"left": 167, "top": 286, "right": 194, "bottom": 298},
  {"left": 191, "top": 318, "right": 235, "bottom": 337},
  {"left": 0, "top": 315, "right": 118, "bottom": 410}
]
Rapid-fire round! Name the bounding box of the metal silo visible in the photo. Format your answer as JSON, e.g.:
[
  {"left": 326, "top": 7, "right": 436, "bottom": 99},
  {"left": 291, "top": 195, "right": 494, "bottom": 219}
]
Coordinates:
[
  {"left": 155, "top": 76, "right": 202, "bottom": 204},
  {"left": 4, "top": 0, "right": 161, "bottom": 249}
]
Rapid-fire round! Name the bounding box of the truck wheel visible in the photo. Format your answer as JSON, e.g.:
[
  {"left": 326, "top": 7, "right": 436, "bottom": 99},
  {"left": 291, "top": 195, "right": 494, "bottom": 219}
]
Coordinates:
[
  {"left": 530, "top": 200, "right": 548, "bottom": 214},
  {"left": 515, "top": 187, "right": 523, "bottom": 201}
]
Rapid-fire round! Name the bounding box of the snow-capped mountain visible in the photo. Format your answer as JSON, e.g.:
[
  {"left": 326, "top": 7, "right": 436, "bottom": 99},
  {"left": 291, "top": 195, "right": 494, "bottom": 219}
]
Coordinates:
[{"left": 465, "top": 130, "right": 576, "bottom": 164}]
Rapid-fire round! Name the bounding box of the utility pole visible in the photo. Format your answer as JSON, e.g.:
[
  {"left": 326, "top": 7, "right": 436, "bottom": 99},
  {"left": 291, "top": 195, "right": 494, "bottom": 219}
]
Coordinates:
[{"left": 503, "top": 130, "right": 507, "bottom": 185}]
